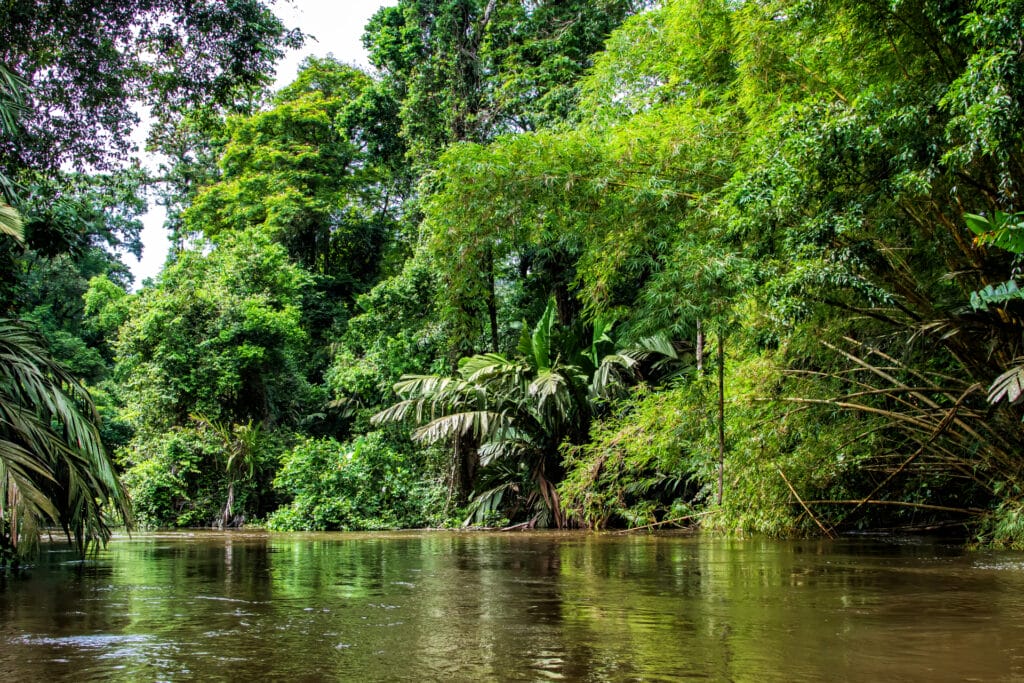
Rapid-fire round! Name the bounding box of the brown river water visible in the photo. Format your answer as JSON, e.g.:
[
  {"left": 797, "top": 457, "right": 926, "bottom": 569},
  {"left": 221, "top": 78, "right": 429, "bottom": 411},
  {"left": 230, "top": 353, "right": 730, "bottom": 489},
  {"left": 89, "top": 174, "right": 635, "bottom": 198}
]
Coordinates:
[{"left": 1, "top": 531, "right": 1023, "bottom": 681}]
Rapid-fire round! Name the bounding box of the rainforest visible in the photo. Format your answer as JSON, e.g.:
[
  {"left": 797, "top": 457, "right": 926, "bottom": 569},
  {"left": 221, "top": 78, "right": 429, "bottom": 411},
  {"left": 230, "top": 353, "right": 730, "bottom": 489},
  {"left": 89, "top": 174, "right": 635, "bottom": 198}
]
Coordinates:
[{"left": 3, "top": 0, "right": 1024, "bottom": 563}]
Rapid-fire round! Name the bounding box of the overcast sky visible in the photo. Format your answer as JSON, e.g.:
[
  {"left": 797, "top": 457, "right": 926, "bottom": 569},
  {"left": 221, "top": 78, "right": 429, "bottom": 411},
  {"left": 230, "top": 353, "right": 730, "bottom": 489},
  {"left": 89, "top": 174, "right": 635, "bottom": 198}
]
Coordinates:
[{"left": 128, "top": 0, "right": 396, "bottom": 287}]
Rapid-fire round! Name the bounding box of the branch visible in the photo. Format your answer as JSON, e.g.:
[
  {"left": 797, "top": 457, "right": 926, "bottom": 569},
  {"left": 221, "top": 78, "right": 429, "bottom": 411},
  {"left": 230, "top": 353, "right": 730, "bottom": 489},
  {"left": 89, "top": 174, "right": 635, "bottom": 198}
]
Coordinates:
[
  {"left": 612, "top": 510, "right": 714, "bottom": 533},
  {"left": 779, "top": 469, "right": 835, "bottom": 538},
  {"left": 802, "top": 499, "right": 985, "bottom": 515},
  {"left": 835, "top": 384, "right": 978, "bottom": 528}
]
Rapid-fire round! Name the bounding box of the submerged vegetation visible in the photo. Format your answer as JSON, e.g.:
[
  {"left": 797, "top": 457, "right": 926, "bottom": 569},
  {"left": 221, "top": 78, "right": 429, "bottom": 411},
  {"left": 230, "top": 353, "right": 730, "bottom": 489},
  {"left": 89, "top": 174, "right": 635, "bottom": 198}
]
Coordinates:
[{"left": 4, "top": 0, "right": 1024, "bottom": 554}]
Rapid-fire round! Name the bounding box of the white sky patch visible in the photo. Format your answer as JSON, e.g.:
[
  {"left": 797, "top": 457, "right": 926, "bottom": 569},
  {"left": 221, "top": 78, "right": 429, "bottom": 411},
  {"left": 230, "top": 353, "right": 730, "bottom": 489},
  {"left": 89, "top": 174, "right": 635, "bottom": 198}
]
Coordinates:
[{"left": 128, "top": 0, "right": 397, "bottom": 289}]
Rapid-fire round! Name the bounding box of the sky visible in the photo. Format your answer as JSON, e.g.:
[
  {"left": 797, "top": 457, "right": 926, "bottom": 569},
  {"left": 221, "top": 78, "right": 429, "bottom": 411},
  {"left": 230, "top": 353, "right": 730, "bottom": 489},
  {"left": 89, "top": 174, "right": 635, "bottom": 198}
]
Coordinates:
[{"left": 127, "top": 0, "right": 396, "bottom": 288}]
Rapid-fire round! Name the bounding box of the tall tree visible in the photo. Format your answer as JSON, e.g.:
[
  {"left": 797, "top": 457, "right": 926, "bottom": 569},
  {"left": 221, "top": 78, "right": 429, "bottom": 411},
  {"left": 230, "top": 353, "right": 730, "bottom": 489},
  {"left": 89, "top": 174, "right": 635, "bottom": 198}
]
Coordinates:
[{"left": 0, "top": 0, "right": 301, "bottom": 175}]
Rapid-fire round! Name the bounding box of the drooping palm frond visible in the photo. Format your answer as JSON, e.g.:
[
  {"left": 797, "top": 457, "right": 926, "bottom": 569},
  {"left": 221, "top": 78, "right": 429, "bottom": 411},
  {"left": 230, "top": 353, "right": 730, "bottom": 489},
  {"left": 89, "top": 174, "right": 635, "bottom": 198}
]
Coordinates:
[
  {"left": 464, "top": 475, "right": 517, "bottom": 526},
  {"left": 529, "top": 367, "right": 578, "bottom": 427},
  {"left": 0, "top": 203, "right": 23, "bottom": 242},
  {"left": 0, "top": 63, "right": 28, "bottom": 207},
  {"left": 591, "top": 332, "right": 685, "bottom": 398},
  {"left": 460, "top": 353, "right": 530, "bottom": 389},
  {"left": 988, "top": 362, "right": 1024, "bottom": 405},
  {"left": 0, "top": 319, "right": 131, "bottom": 558},
  {"left": 477, "top": 428, "right": 536, "bottom": 466},
  {"left": 411, "top": 409, "right": 510, "bottom": 444},
  {"left": 0, "top": 63, "right": 28, "bottom": 139},
  {"left": 372, "top": 373, "right": 483, "bottom": 428},
  {"left": 591, "top": 353, "right": 639, "bottom": 399}
]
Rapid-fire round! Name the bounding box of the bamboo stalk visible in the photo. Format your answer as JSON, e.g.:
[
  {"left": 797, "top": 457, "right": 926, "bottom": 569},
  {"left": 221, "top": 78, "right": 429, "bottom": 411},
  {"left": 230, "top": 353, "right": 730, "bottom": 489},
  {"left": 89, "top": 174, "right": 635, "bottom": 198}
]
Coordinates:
[
  {"left": 778, "top": 469, "right": 835, "bottom": 538},
  {"left": 802, "top": 500, "right": 984, "bottom": 515},
  {"left": 838, "top": 337, "right": 1007, "bottom": 452},
  {"left": 838, "top": 384, "right": 978, "bottom": 526}
]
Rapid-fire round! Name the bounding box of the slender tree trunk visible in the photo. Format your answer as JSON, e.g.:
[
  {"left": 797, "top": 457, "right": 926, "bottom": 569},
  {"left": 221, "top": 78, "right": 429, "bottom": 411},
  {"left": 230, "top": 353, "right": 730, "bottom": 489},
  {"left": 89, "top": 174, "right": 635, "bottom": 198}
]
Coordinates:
[
  {"left": 486, "top": 246, "right": 499, "bottom": 353},
  {"left": 453, "top": 434, "right": 479, "bottom": 506},
  {"left": 696, "top": 318, "right": 705, "bottom": 375},
  {"left": 716, "top": 332, "right": 726, "bottom": 506},
  {"left": 221, "top": 481, "right": 235, "bottom": 529}
]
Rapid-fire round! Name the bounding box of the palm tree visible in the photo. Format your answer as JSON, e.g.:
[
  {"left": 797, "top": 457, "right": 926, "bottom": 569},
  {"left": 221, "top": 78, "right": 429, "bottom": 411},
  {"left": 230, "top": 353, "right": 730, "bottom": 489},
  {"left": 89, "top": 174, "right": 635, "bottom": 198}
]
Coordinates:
[
  {"left": 373, "top": 300, "right": 681, "bottom": 527},
  {"left": 0, "top": 319, "right": 131, "bottom": 563},
  {"left": 191, "top": 414, "right": 264, "bottom": 528}
]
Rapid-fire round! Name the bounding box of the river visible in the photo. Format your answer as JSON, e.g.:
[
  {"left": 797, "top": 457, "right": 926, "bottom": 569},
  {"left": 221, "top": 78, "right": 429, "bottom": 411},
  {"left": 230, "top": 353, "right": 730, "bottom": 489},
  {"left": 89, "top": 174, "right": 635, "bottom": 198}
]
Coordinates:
[{"left": 1, "top": 531, "right": 1022, "bottom": 681}]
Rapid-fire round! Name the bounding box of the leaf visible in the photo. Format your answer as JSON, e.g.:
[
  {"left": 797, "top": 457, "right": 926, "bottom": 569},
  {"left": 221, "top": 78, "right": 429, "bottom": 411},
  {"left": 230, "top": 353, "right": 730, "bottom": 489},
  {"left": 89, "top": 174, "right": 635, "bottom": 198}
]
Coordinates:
[
  {"left": 963, "top": 212, "right": 991, "bottom": 236},
  {"left": 0, "top": 203, "right": 23, "bottom": 242},
  {"left": 970, "top": 280, "right": 1023, "bottom": 310},
  {"left": 989, "top": 364, "right": 1024, "bottom": 406},
  {"left": 530, "top": 298, "right": 557, "bottom": 371},
  {"left": 411, "top": 410, "right": 508, "bottom": 444}
]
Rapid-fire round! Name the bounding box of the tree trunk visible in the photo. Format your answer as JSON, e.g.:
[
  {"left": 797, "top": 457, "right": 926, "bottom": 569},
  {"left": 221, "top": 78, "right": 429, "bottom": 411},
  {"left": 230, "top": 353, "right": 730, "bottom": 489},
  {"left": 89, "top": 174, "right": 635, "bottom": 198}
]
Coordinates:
[
  {"left": 696, "top": 318, "right": 705, "bottom": 375},
  {"left": 486, "top": 247, "right": 499, "bottom": 353},
  {"left": 221, "top": 480, "right": 235, "bottom": 529},
  {"left": 452, "top": 433, "right": 479, "bottom": 506},
  {"left": 716, "top": 332, "right": 726, "bottom": 506}
]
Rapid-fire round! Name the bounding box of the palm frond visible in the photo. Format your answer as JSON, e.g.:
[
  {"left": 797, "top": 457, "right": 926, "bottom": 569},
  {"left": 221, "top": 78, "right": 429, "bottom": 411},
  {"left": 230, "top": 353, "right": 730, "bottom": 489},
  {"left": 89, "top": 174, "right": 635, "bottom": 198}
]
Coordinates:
[
  {"left": 591, "top": 353, "right": 637, "bottom": 398},
  {"left": 0, "top": 62, "right": 28, "bottom": 138},
  {"left": 0, "top": 203, "right": 23, "bottom": 242},
  {"left": 631, "top": 333, "right": 678, "bottom": 360},
  {"left": 463, "top": 480, "right": 515, "bottom": 526},
  {"left": 515, "top": 299, "right": 558, "bottom": 370},
  {"left": 989, "top": 363, "right": 1024, "bottom": 405},
  {"left": 478, "top": 434, "right": 537, "bottom": 466},
  {"left": 529, "top": 368, "right": 576, "bottom": 422},
  {"left": 460, "top": 353, "right": 525, "bottom": 382},
  {"left": 0, "top": 319, "right": 130, "bottom": 558},
  {"left": 411, "top": 410, "right": 509, "bottom": 444}
]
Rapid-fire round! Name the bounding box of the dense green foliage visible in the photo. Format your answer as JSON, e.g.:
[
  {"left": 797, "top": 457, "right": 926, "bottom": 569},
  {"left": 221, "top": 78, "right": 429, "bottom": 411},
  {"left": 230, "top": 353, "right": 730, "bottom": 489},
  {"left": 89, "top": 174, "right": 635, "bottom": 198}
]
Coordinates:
[
  {"left": 0, "top": 0, "right": 299, "bottom": 556},
  {"left": 8, "top": 0, "right": 1024, "bottom": 547},
  {"left": 267, "top": 432, "right": 444, "bottom": 531}
]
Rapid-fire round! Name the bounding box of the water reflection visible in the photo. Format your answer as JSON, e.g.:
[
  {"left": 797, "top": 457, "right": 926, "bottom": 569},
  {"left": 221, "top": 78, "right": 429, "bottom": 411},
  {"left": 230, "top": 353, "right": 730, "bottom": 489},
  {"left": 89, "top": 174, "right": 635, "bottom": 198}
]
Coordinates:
[{"left": 0, "top": 532, "right": 1023, "bottom": 680}]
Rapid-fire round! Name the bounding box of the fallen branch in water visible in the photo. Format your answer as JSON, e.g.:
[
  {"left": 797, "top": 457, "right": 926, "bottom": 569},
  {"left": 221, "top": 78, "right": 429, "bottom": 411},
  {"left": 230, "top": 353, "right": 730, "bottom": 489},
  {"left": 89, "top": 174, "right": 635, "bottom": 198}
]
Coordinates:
[{"left": 613, "top": 510, "right": 714, "bottom": 534}]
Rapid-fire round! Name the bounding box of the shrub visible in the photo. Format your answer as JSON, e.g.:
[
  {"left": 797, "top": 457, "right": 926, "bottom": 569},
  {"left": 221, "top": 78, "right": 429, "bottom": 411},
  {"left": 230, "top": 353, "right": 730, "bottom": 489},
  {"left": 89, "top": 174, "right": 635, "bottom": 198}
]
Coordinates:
[{"left": 267, "top": 432, "right": 445, "bottom": 531}]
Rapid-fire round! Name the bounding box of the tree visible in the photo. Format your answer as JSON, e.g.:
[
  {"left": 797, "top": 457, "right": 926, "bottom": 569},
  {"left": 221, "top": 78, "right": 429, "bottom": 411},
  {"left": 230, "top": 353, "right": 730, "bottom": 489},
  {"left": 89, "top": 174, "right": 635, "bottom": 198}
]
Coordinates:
[
  {"left": 182, "top": 58, "right": 411, "bottom": 364},
  {"left": 0, "top": 61, "right": 131, "bottom": 562},
  {"left": 191, "top": 415, "right": 265, "bottom": 528},
  {"left": 364, "top": 0, "right": 643, "bottom": 160},
  {"left": 0, "top": 0, "right": 301, "bottom": 176},
  {"left": 186, "top": 59, "right": 399, "bottom": 279},
  {"left": 363, "top": 0, "right": 643, "bottom": 362},
  {"left": 117, "top": 227, "right": 310, "bottom": 431},
  {"left": 115, "top": 227, "right": 311, "bottom": 527}
]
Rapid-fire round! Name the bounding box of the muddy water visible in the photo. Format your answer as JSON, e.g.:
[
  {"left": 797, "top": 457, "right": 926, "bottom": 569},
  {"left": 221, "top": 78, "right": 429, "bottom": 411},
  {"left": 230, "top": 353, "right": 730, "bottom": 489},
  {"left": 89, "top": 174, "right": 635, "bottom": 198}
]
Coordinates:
[{"left": 1, "top": 531, "right": 1023, "bottom": 681}]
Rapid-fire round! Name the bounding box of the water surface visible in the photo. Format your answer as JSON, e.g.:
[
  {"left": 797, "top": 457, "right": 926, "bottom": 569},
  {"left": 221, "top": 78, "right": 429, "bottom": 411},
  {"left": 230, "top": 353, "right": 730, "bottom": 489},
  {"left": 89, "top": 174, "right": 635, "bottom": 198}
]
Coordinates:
[{"left": 1, "top": 531, "right": 1022, "bottom": 681}]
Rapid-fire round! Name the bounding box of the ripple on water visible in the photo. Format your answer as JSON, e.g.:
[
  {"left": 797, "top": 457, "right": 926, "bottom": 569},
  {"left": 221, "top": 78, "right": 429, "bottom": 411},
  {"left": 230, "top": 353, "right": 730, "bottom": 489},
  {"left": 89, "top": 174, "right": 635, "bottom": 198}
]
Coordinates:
[
  {"left": 972, "top": 559, "right": 1024, "bottom": 571},
  {"left": 12, "top": 631, "right": 183, "bottom": 672}
]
